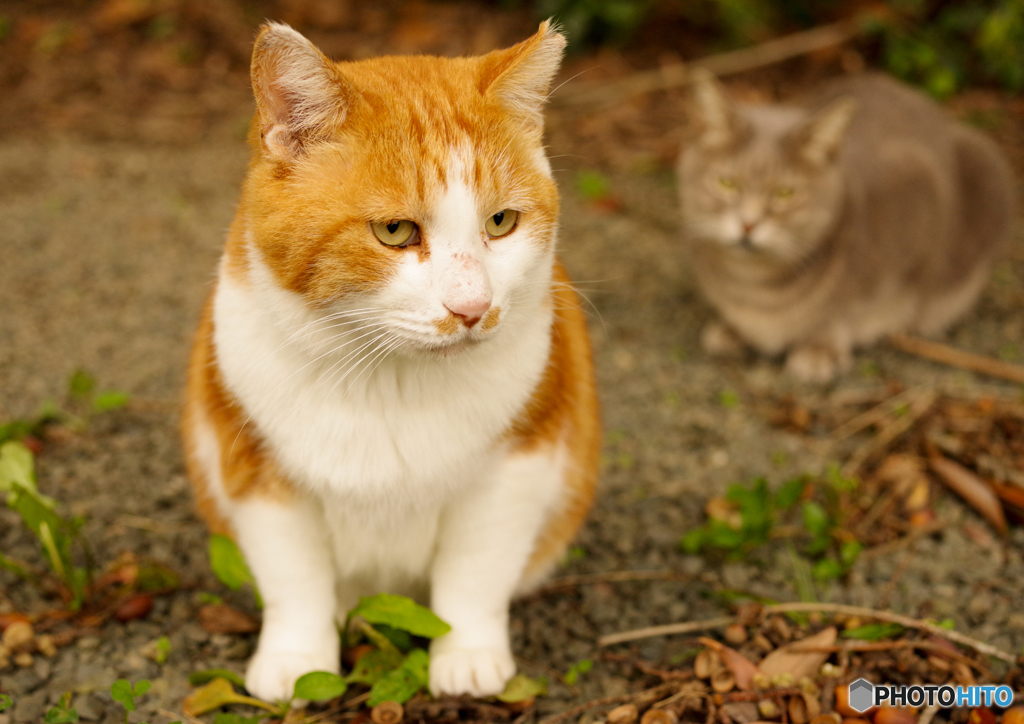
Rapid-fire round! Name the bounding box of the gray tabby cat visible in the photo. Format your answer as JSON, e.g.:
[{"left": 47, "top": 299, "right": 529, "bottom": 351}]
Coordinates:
[{"left": 677, "top": 71, "right": 1014, "bottom": 381}]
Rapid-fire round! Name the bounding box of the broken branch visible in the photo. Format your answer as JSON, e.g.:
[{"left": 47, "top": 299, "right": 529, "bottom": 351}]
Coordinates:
[{"left": 889, "top": 333, "right": 1024, "bottom": 385}]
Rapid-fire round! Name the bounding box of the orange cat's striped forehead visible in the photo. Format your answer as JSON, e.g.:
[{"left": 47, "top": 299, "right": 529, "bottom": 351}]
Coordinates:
[
  {"left": 233, "top": 22, "right": 564, "bottom": 302},
  {"left": 321, "top": 55, "right": 554, "bottom": 220}
]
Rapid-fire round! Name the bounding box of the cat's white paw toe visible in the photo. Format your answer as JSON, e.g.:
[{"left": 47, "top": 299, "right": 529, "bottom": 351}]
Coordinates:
[
  {"left": 701, "top": 322, "right": 746, "bottom": 358},
  {"left": 785, "top": 345, "right": 848, "bottom": 383},
  {"left": 245, "top": 649, "right": 340, "bottom": 704},
  {"left": 429, "top": 646, "right": 515, "bottom": 698}
]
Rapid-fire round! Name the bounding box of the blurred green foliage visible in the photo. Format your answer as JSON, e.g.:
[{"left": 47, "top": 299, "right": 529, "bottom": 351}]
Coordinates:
[{"left": 515, "top": 0, "right": 1023, "bottom": 95}]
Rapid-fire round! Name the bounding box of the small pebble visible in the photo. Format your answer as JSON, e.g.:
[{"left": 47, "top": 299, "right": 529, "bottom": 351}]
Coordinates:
[{"left": 724, "top": 623, "right": 747, "bottom": 645}]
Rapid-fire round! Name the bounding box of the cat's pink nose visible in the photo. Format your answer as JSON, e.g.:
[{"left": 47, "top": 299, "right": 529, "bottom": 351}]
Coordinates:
[{"left": 444, "top": 298, "right": 491, "bottom": 328}]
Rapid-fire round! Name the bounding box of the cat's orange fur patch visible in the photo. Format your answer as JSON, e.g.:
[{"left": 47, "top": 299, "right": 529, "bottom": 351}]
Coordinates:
[
  {"left": 507, "top": 264, "right": 600, "bottom": 576},
  {"left": 182, "top": 297, "right": 295, "bottom": 536},
  {"left": 480, "top": 306, "right": 501, "bottom": 331},
  {"left": 434, "top": 314, "right": 461, "bottom": 336}
]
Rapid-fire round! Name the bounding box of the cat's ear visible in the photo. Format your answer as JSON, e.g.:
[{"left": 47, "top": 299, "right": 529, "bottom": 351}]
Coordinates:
[
  {"left": 690, "top": 69, "right": 745, "bottom": 148},
  {"left": 479, "top": 20, "right": 566, "bottom": 130},
  {"left": 793, "top": 97, "right": 857, "bottom": 166},
  {"left": 251, "top": 22, "right": 357, "bottom": 160}
]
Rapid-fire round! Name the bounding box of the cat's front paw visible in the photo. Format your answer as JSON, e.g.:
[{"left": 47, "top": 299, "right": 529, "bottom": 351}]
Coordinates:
[
  {"left": 429, "top": 642, "right": 515, "bottom": 697},
  {"left": 701, "top": 322, "right": 746, "bottom": 358},
  {"left": 245, "top": 648, "right": 340, "bottom": 704},
  {"left": 785, "top": 344, "right": 850, "bottom": 383}
]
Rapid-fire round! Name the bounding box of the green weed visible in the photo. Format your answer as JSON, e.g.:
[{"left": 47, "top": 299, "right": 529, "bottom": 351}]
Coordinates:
[
  {"left": 681, "top": 472, "right": 863, "bottom": 586},
  {"left": 0, "top": 440, "right": 92, "bottom": 609},
  {"left": 43, "top": 693, "right": 78, "bottom": 723},
  {"left": 563, "top": 658, "right": 593, "bottom": 686}
]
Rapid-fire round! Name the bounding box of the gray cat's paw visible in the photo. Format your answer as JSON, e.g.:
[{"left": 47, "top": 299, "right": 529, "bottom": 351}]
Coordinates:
[
  {"left": 785, "top": 344, "right": 850, "bottom": 383},
  {"left": 701, "top": 322, "right": 746, "bottom": 358}
]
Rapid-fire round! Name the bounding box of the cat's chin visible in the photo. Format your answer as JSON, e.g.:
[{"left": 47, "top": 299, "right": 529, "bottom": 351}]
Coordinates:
[{"left": 401, "top": 335, "right": 486, "bottom": 360}]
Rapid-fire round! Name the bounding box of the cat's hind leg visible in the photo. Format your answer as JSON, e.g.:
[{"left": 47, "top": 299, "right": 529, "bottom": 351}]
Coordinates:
[{"left": 428, "top": 446, "right": 568, "bottom": 697}]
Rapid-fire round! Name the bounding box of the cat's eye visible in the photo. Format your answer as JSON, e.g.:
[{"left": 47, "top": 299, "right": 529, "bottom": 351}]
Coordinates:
[
  {"left": 718, "top": 176, "right": 738, "bottom": 191},
  {"left": 372, "top": 220, "right": 418, "bottom": 247},
  {"left": 774, "top": 187, "right": 795, "bottom": 199},
  {"left": 485, "top": 209, "right": 519, "bottom": 238}
]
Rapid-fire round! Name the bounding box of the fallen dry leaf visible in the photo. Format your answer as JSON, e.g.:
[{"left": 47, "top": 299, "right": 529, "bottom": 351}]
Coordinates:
[
  {"left": 929, "top": 456, "right": 1007, "bottom": 535},
  {"left": 114, "top": 593, "right": 153, "bottom": 622},
  {"left": 198, "top": 603, "right": 259, "bottom": 634},
  {"left": 759, "top": 626, "right": 837, "bottom": 680},
  {"left": 699, "top": 637, "right": 759, "bottom": 691}
]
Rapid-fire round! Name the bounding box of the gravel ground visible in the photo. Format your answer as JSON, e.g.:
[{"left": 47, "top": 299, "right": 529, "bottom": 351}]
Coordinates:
[{"left": 1, "top": 112, "right": 1023, "bottom": 722}]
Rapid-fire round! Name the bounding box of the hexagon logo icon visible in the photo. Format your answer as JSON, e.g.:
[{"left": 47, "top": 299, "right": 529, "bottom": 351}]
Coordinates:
[{"left": 849, "top": 678, "right": 874, "bottom": 713}]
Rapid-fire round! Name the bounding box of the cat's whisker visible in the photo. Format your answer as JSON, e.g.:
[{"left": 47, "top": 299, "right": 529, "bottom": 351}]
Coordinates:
[
  {"left": 310, "top": 326, "right": 395, "bottom": 394},
  {"left": 326, "top": 331, "right": 400, "bottom": 399},
  {"left": 228, "top": 320, "right": 393, "bottom": 460}
]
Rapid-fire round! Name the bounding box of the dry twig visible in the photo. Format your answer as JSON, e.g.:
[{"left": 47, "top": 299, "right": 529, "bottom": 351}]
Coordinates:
[
  {"left": 842, "top": 389, "right": 936, "bottom": 477},
  {"left": 599, "top": 616, "right": 736, "bottom": 647},
  {"left": 554, "top": 19, "right": 865, "bottom": 107},
  {"left": 889, "top": 333, "right": 1024, "bottom": 385},
  {"left": 598, "top": 603, "right": 1015, "bottom": 663}
]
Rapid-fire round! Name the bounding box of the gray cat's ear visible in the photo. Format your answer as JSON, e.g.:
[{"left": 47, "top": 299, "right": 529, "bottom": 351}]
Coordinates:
[
  {"left": 479, "top": 20, "right": 566, "bottom": 130},
  {"left": 690, "top": 69, "right": 744, "bottom": 148},
  {"left": 794, "top": 97, "right": 857, "bottom": 166},
  {"left": 251, "top": 22, "right": 358, "bottom": 160}
]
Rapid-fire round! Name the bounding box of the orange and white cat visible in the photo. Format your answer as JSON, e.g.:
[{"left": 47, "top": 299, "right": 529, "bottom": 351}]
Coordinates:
[{"left": 182, "top": 21, "right": 599, "bottom": 702}]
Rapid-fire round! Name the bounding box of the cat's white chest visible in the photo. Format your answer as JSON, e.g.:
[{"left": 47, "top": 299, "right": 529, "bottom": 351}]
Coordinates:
[{"left": 211, "top": 269, "right": 551, "bottom": 514}]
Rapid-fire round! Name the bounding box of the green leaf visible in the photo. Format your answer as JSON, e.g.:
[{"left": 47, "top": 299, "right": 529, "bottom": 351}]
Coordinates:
[
  {"left": 773, "top": 478, "right": 805, "bottom": 509},
  {"left": 680, "top": 528, "right": 704, "bottom": 553},
  {"left": 214, "top": 714, "right": 264, "bottom": 724},
  {"left": 812, "top": 557, "right": 844, "bottom": 581},
  {"left": 44, "top": 705, "right": 79, "bottom": 723},
  {"left": 801, "top": 501, "right": 832, "bottom": 554},
  {"left": 563, "top": 659, "right": 593, "bottom": 686},
  {"left": 351, "top": 594, "right": 450, "bottom": 639},
  {"left": 68, "top": 370, "right": 95, "bottom": 399},
  {"left": 154, "top": 636, "right": 171, "bottom": 665},
  {"left": 0, "top": 440, "right": 36, "bottom": 493},
  {"left": 498, "top": 674, "right": 547, "bottom": 703},
  {"left": 841, "top": 622, "right": 905, "bottom": 641},
  {"left": 182, "top": 678, "right": 277, "bottom": 717},
  {"left": 133, "top": 680, "right": 152, "bottom": 698},
  {"left": 293, "top": 671, "right": 347, "bottom": 702},
  {"left": 189, "top": 668, "right": 246, "bottom": 688},
  {"left": 111, "top": 679, "right": 136, "bottom": 712},
  {"left": 728, "top": 479, "right": 773, "bottom": 545},
  {"left": 93, "top": 391, "right": 130, "bottom": 413},
  {"left": 208, "top": 534, "right": 255, "bottom": 591},
  {"left": 705, "top": 519, "right": 745, "bottom": 549},
  {"left": 0, "top": 695, "right": 12, "bottom": 712},
  {"left": 375, "top": 623, "right": 413, "bottom": 652},
  {"left": 347, "top": 648, "right": 404, "bottom": 685},
  {"left": 840, "top": 540, "right": 862, "bottom": 568},
  {"left": 367, "top": 649, "right": 430, "bottom": 706}
]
